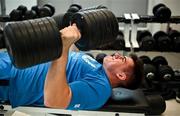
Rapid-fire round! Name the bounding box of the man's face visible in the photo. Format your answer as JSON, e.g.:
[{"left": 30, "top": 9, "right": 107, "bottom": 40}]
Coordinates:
[{"left": 103, "top": 53, "right": 134, "bottom": 74}]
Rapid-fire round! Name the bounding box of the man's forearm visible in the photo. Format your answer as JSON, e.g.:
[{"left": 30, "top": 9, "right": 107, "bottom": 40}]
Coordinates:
[
  {"left": 44, "top": 48, "right": 71, "bottom": 108},
  {"left": 44, "top": 24, "right": 80, "bottom": 109},
  {"left": 69, "top": 44, "right": 79, "bottom": 52}
]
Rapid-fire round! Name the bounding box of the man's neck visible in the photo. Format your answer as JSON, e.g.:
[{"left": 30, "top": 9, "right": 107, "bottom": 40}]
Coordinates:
[{"left": 103, "top": 65, "right": 119, "bottom": 88}]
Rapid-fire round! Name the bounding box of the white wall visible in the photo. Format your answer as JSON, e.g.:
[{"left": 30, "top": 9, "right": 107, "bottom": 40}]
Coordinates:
[
  {"left": 5, "top": 0, "right": 37, "bottom": 14},
  {"left": 38, "top": 0, "right": 148, "bottom": 16},
  {"left": 162, "top": 0, "right": 180, "bottom": 31}
]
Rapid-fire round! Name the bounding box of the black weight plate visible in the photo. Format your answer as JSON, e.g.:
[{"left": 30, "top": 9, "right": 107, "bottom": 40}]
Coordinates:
[
  {"left": 71, "top": 12, "right": 89, "bottom": 50},
  {"left": 39, "top": 18, "right": 53, "bottom": 63},
  {"left": 38, "top": 17, "right": 60, "bottom": 64},
  {"left": 95, "top": 10, "right": 107, "bottom": 46},
  {"left": 84, "top": 10, "right": 106, "bottom": 49},
  {"left": 9, "top": 22, "right": 30, "bottom": 68},
  {"left": 84, "top": 10, "right": 99, "bottom": 49},
  {"left": 82, "top": 11, "right": 94, "bottom": 49},
  {"left": 75, "top": 12, "right": 89, "bottom": 50},
  {"left": 7, "top": 22, "right": 23, "bottom": 67},
  {"left": 88, "top": 10, "right": 102, "bottom": 49},
  {"left": 29, "top": 18, "right": 46, "bottom": 66},
  {"left": 27, "top": 19, "right": 43, "bottom": 65},
  {"left": 97, "top": 10, "right": 113, "bottom": 48},
  {"left": 99, "top": 9, "right": 114, "bottom": 48},
  {"left": 34, "top": 18, "right": 48, "bottom": 64},
  {"left": 92, "top": 10, "right": 105, "bottom": 49},
  {"left": 23, "top": 20, "right": 42, "bottom": 67},
  {"left": 17, "top": 20, "right": 33, "bottom": 68},
  {"left": 29, "top": 18, "right": 45, "bottom": 66},
  {"left": 36, "top": 18, "right": 51, "bottom": 65},
  {"left": 47, "top": 17, "right": 62, "bottom": 57},
  {"left": 100, "top": 9, "right": 113, "bottom": 40},
  {"left": 100, "top": 9, "right": 116, "bottom": 44},
  {"left": 101, "top": 9, "right": 117, "bottom": 41},
  {"left": 3, "top": 22, "right": 20, "bottom": 66},
  {"left": 104, "top": 9, "right": 119, "bottom": 39},
  {"left": 43, "top": 17, "right": 61, "bottom": 60}
]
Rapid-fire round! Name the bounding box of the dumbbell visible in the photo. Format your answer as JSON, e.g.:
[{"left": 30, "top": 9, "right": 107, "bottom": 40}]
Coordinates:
[
  {"left": 24, "top": 10, "right": 37, "bottom": 20},
  {"left": 137, "top": 30, "right": 156, "bottom": 51},
  {"left": 96, "top": 53, "right": 107, "bottom": 64},
  {"left": 67, "top": 4, "right": 82, "bottom": 13},
  {"left": 31, "top": 5, "right": 41, "bottom": 17},
  {"left": 168, "top": 30, "right": 180, "bottom": 52},
  {"left": 153, "top": 3, "right": 171, "bottom": 19},
  {"left": 38, "top": 3, "right": 55, "bottom": 17},
  {"left": 153, "top": 31, "right": 172, "bottom": 51},
  {"left": 17, "top": 5, "right": 37, "bottom": 20},
  {"left": 62, "top": 4, "right": 82, "bottom": 29},
  {"left": 9, "top": 5, "right": 27, "bottom": 21},
  {"left": 9, "top": 5, "right": 38, "bottom": 21},
  {"left": 139, "top": 55, "right": 156, "bottom": 81},
  {"left": 0, "top": 8, "right": 118, "bottom": 68},
  {"left": 152, "top": 56, "right": 174, "bottom": 81},
  {"left": 139, "top": 55, "right": 151, "bottom": 64}
]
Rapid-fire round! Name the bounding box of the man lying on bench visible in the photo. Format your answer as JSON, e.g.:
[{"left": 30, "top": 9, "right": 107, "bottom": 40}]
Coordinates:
[{"left": 0, "top": 24, "right": 143, "bottom": 110}]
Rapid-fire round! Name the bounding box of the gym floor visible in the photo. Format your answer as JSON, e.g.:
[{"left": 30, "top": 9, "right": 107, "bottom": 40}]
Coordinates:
[{"left": 163, "top": 99, "right": 180, "bottom": 116}]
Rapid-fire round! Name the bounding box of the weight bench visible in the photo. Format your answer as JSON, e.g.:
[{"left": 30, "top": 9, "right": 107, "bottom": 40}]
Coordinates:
[
  {"left": 100, "top": 87, "right": 166, "bottom": 115},
  {"left": 0, "top": 86, "right": 166, "bottom": 115}
]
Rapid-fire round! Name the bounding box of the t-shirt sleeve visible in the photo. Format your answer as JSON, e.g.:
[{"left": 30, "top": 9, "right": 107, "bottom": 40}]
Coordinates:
[
  {"left": 67, "top": 75, "right": 111, "bottom": 110},
  {"left": 0, "top": 51, "right": 13, "bottom": 79}
]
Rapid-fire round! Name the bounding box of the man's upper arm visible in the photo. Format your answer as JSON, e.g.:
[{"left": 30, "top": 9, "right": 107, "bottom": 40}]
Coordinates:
[{"left": 67, "top": 80, "right": 111, "bottom": 110}]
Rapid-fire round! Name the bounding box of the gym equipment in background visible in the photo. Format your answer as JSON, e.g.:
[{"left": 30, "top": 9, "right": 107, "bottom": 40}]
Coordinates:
[
  {"left": 137, "top": 30, "right": 156, "bottom": 51},
  {"left": 153, "top": 31, "right": 172, "bottom": 51},
  {"left": 168, "top": 29, "right": 180, "bottom": 52},
  {"left": 152, "top": 56, "right": 174, "bottom": 81},
  {"left": 153, "top": 3, "right": 171, "bottom": 20},
  {"left": 9, "top": 4, "right": 55, "bottom": 21},
  {"left": 139, "top": 55, "right": 156, "bottom": 81}
]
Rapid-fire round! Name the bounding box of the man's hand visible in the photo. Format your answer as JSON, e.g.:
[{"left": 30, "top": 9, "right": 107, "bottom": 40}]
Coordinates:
[{"left": 60, "top": 24, "right": 81, "bottom": 51}]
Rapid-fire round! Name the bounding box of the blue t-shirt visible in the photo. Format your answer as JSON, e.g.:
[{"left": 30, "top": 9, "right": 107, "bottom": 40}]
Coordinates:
[{"left": 0, "top": 51, "right": 112, "bottom": 110}]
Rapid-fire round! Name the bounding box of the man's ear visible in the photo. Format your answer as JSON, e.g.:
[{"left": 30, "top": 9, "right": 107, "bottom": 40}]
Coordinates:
[{"left": 116, "top": 72, "right": 127, "bottom": 81}]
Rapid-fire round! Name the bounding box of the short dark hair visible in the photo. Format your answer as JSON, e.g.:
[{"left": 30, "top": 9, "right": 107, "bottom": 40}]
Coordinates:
[{"left": 125, "top": 53, "right": 144, "bottom": 90}]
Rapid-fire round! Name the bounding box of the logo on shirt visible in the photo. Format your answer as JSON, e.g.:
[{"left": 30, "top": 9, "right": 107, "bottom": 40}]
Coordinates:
[
  {"left": 74, "top": 104, "right": 81, "bottom": 108},
  {"left": 82, "top": 55, "right": 96, "bottom": 68}
]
